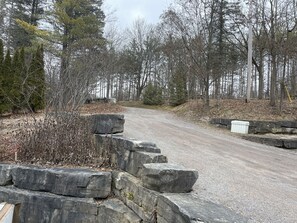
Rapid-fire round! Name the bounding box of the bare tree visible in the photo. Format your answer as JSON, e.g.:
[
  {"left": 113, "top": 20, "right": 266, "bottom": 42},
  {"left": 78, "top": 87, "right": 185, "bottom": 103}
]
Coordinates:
[{"left": 122, "top": 19, "right": 161, "bottom": 100}]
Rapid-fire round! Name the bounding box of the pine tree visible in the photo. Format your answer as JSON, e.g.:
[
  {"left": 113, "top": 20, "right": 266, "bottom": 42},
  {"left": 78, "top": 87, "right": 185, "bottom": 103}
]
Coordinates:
[
  {"left": 10, "top": 49, "right": 24, "bottom": 112},
  {"left": 169, "top": 65, "right": 187, "bottom": 106},
  {"left": 0, "top": 49, "right": 13, "bottom": 112},
  {"left": 0, "top": 39, "right": 4, "bottom": 81},
  {"left": 18, "top": 47, "right": 27, "bottom": 108},
  {"left": 53, "top": 0, "right": 105, "bottom": 107},
  {"left": 143, "top": 82, "right": 164, "bottom": 105},
  {"left": 0, "top": 39, "right": 5, "bottom": 113},
  {"left": 9, "top": 0, "right": 45, "bottom": 49},
  {"left": 0, "top": 39, "right": 3, "bottom": 64},
  {"left": 34, "top": 45, "right": 45, "bottom": 110},
  {"left": 27, "top": 45, "right": 45, "bottom": 112}
]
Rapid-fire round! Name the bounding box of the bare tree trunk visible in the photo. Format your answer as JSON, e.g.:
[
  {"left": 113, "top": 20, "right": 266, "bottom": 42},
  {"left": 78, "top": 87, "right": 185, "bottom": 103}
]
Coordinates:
[
  {"left": 204, "top": 76, "right": 210, "bottom": 108},
  {"left": 267, "top": 55, "right": 271, "bottom": 98},
  {"left": 106, "top": 74, "right": 110, "bottom": 99},
  {"left": 118, "top": 74, "right": 123, "bottom": 101},
  {"left": 258, "top": 51, "right": 264, "bottom": 99},
  {"left": 291, "top": 60, "right": 296, "bottom": 97},
  {"left": 270, "top": 53, "right": 277, "bottom": 106},
  {"left": 269, "top": 0, "right": 277, "bottom": 106},
  {"left": 231, "top": 72, "right": 234, "bottom": 98}
]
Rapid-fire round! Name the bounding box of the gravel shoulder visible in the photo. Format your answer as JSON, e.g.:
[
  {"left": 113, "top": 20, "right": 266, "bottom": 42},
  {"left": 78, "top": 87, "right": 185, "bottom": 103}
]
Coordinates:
[{"left": 123, "top": 107, "right": 297, "bottom": 223}]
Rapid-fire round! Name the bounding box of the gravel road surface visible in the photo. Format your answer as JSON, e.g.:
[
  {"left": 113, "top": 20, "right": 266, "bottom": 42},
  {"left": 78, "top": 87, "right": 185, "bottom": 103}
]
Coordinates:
[{"left": 123, "top": 107, "right": 297, "bottom": 223}]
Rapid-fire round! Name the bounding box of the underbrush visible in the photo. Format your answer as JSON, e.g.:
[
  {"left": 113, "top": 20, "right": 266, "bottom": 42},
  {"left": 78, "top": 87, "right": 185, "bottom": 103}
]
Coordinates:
[{"left": 14, "top": 113, "right": 107, "bottom": 167}]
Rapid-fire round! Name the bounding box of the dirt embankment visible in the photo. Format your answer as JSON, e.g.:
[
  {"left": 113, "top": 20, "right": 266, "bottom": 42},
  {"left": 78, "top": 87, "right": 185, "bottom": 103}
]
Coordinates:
[{"left": 172, "top": 99, "right": 297, "bottom": 122}]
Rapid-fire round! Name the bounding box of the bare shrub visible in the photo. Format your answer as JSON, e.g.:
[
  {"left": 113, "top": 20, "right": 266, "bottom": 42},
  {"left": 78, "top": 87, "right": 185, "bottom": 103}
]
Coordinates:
[{"left": 16, "top": 113, "right": 103, "bottom": 166}]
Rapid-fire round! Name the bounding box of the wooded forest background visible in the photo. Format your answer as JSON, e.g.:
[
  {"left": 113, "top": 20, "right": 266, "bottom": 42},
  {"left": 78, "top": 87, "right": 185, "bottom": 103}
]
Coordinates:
[{"left": 0, "top": 0, "right": 297, "bottom": 114}]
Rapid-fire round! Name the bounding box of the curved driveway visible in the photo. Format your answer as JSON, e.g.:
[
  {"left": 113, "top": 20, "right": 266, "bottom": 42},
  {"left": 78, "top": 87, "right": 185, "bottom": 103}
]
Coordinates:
[{"left": 123, "top": 107, "right": 297, "bottom": 223}]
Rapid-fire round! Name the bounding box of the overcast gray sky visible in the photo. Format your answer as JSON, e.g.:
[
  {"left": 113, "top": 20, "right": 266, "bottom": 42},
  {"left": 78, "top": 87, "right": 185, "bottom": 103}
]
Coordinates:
[{"left": 103, "top": 0, "right": 173, "bottom": 29}]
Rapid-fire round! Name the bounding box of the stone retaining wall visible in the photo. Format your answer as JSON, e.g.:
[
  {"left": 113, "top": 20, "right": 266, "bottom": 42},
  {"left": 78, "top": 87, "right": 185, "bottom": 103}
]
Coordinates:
[
  {"left": 210, "top": 118, "right": 297, "bottom": 149},
  {"left": 0, "top": 114, "right": 247, "bottom": 222},
  {"left": 210, "top": 118, "right": 297, "bottom": 134}
]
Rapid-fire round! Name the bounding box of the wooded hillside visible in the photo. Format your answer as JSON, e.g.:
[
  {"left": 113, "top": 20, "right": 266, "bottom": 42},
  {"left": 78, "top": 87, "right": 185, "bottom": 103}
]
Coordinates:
[{"left": 0, "top": 0, "right": 296, "bottom": 114}]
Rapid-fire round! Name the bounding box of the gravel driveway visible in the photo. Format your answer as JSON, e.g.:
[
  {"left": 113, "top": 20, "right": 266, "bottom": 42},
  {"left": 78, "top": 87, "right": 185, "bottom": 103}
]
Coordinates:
[{"left": 123, "top": 107, "right": 297, "bottom": 223}]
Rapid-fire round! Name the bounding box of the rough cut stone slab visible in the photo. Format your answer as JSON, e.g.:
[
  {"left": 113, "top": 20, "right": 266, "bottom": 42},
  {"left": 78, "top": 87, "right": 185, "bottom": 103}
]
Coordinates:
[
  {"left": 210, "top": 118, "right": 297, "bottom": 135},
  {"left": 242, "top": 135, "right": 297, "bottom": 149},
  {"left": 283, "top": 139, "right": 297, "bottom": 149},
  {"left": 0, "top": 164, "right": 14, "bottom": 186},
  {"left": 11, "top": 165, "right": 111, "bottom": 198},
  {"left": 110, "top": 136, "right": 162, "bottom": 153},
  {"left": 157, "top": 193, "right": 248, "bottom": 223},
  {"left": 278, "top": 121, "right": 297, "bottom": 128},
  {"left": 241, "top": 135, "right": 284, "bottom": 148},
  {"left": 126, "top": 151, "right": 168, "bottom": 177},
  {"left": 0, "top": 186, "right": 99, "bottom": 223},
  {"left": 112, "top": 171, "right": 159, "bottom": 222},
  {"left": 210, "top": 118, "right": 232, "bottom": 129},
  {"left": 87, "top": 114, "right": 125, "bottom": 134},
  {"left": 132, "top": 141, "right": 161, "bottom": 153},
  {"left": 94, "top": 135, "right": 166, "bottom": 173},
  {"left": 141, "top": 163, "right": 198, "bottom": 193},
  {"left": 98, "top": 199, "right": 142, "bottom": 223}
]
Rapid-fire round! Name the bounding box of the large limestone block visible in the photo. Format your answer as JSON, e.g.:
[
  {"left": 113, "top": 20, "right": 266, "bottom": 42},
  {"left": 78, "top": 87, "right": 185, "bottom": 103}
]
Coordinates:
[
  {"left": 0, "top": 164, "right": 14, "bottom": 186},
  {"left": 94, "top": 135, "right": 166, "bottom": 172},
  {"left": 87, "top": 114, "right": 125, "bottom": 134},
  {"left": 11, "top": 165, "right": 111, "bottom": 198},
  {"left": 279, "top": 121, "right": 297, "bottom": 129},
  {"left": 112, "top": 171, "right": 159, "bottom": 222},
  {"left": 157, "top": 193, "right": 248, "bottom": 223},
  {"left": 283, "top": 139, "right": 297, "bottom": 149},
  {"left": 0, "top": 186, "right": 99, "bottom": 223},
  {"left": 126, "top": 151, "right": 168, "bottom": 177},
  {"left": 98, "top": 199, "right": 141, "bottom": 223},
  {"left": 141, "top": 163, "right": 198, "bottom": 193},
  {"left": 109, "top": 136, "right": 162, "bottom": 153}
]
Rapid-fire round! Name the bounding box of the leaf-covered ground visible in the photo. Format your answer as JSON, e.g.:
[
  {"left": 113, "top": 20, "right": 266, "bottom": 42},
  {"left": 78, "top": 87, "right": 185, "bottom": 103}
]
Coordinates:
[
  {"left": 173, "top": 99, "right": 297, "bottom": 122},
  {"left": 0, "top": 103, "right": 125, "bottom": 161}
]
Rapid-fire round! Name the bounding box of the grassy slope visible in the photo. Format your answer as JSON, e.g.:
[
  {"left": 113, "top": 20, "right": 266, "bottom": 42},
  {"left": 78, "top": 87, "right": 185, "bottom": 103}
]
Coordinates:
[{"left": 120, "top": 99, "right": 297, "bottom": 122}]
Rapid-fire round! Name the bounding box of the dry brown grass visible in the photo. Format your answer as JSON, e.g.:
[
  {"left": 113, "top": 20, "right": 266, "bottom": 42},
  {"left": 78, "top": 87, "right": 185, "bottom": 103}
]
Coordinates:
[
  {"left": 173, "top": 99, "right": 297, "bottom": 121},
  {"left": 0, "top": 103, "right": 125, "bottom": 162}
]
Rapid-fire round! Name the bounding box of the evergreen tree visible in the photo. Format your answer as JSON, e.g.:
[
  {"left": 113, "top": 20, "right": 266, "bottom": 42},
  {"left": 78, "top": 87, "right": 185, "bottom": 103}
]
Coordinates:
[
  {"left": 0, "top": 39, "right": 5, "bottom": 113},
  {"left": 27, "top": 45, "right": 45, "bottom": 112},
  {"left": 9, "top": 0, "right": 45, "bottom": 49},
  {"left": 0, "top": 39, "right": 3, "bottom": 81},
  {"left": 0, "top": 49, "right": 13, "bottom": 112},
  {"left": 11, "top": 49, "right": 25, "bottom": 112},
  {"left": 169, "top": 65, "right": 187, "bottom": 106},
  {"left": 53, "top": 0, "right": 105, "bottom": 107},
  {"left": 18, "top": 47, "right": 27, "bottom": 108},
  {"left": 143, "top": 82, "right": 164, "bottom": 105},
  {"left": 0, "top": 39, "right": 3, "bottom": 64}
]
